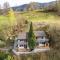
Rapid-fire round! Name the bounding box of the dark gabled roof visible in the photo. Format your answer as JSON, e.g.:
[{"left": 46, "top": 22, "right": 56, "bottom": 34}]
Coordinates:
[
  {"left": 17, "top": 32, "right": 27, "bottom": 39},
  {"left": 17, "top": 31, "right": 46, "bottom": 39}
]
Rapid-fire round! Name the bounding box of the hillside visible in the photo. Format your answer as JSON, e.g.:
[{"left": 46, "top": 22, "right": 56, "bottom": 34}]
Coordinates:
[{"left": 12, "top": 1, "right": 56, "bottom": 11}]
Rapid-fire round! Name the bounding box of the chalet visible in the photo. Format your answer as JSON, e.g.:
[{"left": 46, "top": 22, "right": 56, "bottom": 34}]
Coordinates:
[{"left": 14, "top": 31, "right": 49, "bottom": 52}]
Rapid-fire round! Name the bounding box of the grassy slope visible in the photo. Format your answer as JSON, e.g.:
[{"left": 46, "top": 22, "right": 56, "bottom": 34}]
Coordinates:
[
  {"left": 0, "top": 15, "right": 8, "bottom": 24},
  {"left": 19, "top": 11, "right": 60, "bottom": 31},
  {"left": 20, "top": 11, "right": 60, "bottom": 22}
]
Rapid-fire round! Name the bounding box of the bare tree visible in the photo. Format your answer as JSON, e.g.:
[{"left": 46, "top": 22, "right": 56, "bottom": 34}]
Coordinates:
[
  {"left": 3, "top": 2, "right": 10, "bottom": 15},
  {"left": 56, "top": 0, "right": 60, "bottom": 15},
  {"left": 27, "top": 2, "right": 40, "bottom": 11},
  {"left": 3, "top": 2, "right": 10, "bottom": 9},
  {"left": 0, "top": 4, "right": 2, "bottom": 15}
]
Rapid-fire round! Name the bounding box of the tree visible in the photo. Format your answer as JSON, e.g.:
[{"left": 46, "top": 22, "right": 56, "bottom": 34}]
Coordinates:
[
  {"left": 3, "top": 2, "right": 10, "bottom": 15},
  {"left": 0, "top": 4, "right": 2, "bottom": 15},
  {"left": 0, "top": 52, "right": 14, "bottom": 60},
  {"left": 6, "top": 55, "right": 14, "bottom": 60},
  {"left": 27, "top": 2, "right": 40, "bottom": 11},
  {"left": 57, "top": 0, "right": 60, "bottom": 15},
  {"left": 0, "top": 52, "right": 7, "bottom": 60},
  {"left": 44, "top": 1, "right": 57, "bottom": 12},
  {"left": 7, "top": 8, "right": 16, "bottom": 26},
  {"left": 16, "top": 15, "right": 29, "bottom": 32},
  {"left": 4, "top": 2, "right": 10, "bottom": 9},
  {"left": 28, "top": 22, "right": 36, "bottom": 51}
]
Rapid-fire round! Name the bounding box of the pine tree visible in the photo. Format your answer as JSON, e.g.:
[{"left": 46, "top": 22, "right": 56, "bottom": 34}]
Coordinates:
[{"left": 28, "top": 22, "right": 36, "bottom": 51}]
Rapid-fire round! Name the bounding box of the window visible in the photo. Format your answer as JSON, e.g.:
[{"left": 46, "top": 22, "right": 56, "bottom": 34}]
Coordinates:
[
  {"left": 41, "top": 36, "right": 44, "bottom": 39},
  {"left": 20, "top": 40, "right": 22, "bottom": 41},
  {"left": 17, "top": 39, "right": 20, "bottom": 42},
  {"left": 20, "top": 45, "right": 24, "bottom": 47}
]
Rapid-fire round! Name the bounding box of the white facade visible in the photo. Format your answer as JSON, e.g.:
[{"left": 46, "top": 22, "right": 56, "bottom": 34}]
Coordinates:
[{"left": 36, "top": 36, "right": 49, "bottom": 47}]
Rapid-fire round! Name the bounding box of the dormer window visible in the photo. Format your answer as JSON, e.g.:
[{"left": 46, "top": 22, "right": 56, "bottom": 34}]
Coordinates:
[{"left": 41, "top": 36, "right": 44, "bottom": 39}]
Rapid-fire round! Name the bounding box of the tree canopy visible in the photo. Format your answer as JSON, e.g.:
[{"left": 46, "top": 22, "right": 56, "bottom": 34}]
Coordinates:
[{"left": 28, "top": 22, "right": 36, "bottom": 51}]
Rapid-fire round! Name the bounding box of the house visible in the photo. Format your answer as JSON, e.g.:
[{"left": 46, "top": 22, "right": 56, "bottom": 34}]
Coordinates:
[{"left": 14, "top": 31, "right": 49, "bottom": 52}]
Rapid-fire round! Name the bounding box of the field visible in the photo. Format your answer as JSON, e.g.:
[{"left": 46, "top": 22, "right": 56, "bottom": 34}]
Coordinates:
[
  {"left": 0, "top": 11, "right": 60, "bottom": 25},
  {"left": 19, "top": 11, "right": 60, "bottom": 22}
]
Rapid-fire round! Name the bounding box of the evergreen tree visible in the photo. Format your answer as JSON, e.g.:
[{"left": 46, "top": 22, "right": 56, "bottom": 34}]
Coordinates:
[{"left": 28, "top": 22, "right": 36, "bottom": 51}]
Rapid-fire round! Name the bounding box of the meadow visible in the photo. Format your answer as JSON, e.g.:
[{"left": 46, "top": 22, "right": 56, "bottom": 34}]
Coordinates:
[{"left": 0, "top": 10, "right": 60, "bottom": 25}]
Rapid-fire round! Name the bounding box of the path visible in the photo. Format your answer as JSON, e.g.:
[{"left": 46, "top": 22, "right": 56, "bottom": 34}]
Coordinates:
[{"left": 12, "top": 47, "right": 50, "bottom": 55}]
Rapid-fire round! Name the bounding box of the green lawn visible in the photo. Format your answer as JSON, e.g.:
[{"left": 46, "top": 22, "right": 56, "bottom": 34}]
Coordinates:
[{"left": 0, "top": 15, "right": 8, "bottom": 24}]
